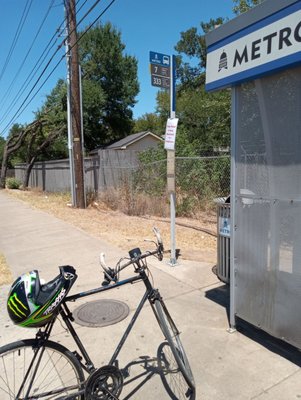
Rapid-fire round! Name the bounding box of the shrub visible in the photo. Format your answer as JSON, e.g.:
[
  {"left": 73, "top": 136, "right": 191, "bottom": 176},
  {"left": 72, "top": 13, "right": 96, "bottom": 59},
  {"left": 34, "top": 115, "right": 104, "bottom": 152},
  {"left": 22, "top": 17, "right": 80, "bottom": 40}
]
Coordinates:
[{"left": 6, "top": 177, "right": 22, "bottom": 190}]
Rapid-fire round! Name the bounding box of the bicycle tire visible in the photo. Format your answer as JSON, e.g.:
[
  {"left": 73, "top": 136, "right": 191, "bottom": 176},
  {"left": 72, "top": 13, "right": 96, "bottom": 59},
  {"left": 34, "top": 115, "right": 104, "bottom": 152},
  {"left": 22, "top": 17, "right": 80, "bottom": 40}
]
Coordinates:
[
  {"left": 154, "top": 299, "right": 195, "bottom": 391},
  {"left": 0, "top": 339, "right": 85, "bottom": 400}
]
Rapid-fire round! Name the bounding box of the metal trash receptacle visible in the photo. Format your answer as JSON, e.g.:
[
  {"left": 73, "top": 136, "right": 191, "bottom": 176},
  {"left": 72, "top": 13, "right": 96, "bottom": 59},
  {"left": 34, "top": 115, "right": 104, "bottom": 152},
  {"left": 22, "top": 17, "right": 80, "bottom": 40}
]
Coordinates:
[{"left": 215, "top": 196, "right": 230, "bottom": 284}]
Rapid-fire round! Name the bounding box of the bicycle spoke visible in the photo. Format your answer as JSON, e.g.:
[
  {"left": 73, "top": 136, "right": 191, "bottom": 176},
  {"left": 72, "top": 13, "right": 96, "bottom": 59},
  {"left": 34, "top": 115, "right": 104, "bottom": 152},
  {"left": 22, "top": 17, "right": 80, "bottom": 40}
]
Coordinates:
[
  {"left": 159, "top": 343, "right": 193, "bottom": 399},
  {"left": 0, "top": 340, "right": 84, "bottom": 400}
]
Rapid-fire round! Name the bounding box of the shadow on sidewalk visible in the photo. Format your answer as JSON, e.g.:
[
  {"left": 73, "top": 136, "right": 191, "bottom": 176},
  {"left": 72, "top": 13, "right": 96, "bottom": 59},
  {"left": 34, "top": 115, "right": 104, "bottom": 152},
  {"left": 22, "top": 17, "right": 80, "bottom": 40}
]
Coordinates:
[
  {"left": 120, "top": 342, "right": 195, "bottom": 400},
  {"left": 205, "top": 284, "right": 301, "bottom": 367}
]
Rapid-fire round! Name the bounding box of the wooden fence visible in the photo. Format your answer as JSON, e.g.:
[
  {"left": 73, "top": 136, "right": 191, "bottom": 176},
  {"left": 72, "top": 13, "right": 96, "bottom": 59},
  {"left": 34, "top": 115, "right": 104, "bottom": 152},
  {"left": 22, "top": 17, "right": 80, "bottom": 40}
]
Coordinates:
[{"left": 14, "top": 150, "right": 140, "bottom": 192}]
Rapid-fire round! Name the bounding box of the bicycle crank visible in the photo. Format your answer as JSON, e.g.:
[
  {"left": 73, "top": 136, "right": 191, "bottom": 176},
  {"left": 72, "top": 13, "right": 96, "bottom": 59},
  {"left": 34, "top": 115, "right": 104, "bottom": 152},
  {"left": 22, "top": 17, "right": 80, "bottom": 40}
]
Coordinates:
[{"left": 85, "top": 365, "right": 123, "bottom": 400}]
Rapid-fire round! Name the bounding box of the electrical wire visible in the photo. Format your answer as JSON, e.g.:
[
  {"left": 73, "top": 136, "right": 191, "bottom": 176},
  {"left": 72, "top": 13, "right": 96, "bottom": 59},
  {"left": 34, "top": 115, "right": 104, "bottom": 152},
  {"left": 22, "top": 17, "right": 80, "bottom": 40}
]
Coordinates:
[
  {"left": 0, "top": 0, "right": 33, "bottom": 83},
  {"left": 0, "top": 0, "right": 84, "bottom": 130},
  {"left": 76, "top": 0, "right": 102, "bottom": 27},
  {"left": 0, "top": 35, "right": 60, "bottom": 125},
  {"left": 1, "top": 0, "right": 118, "bottom": 137},
  {"left": 0, "top": 0, "right": 56, "bottom": 113}
]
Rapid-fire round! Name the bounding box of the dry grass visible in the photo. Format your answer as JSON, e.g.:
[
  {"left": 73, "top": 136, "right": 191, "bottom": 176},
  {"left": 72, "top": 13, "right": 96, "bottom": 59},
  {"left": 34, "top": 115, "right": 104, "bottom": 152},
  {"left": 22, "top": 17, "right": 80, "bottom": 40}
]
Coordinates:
[
  {"left": 7, "top": 189, "right": 217, "bottom": 263},
  {"left": 0, "top": 252, "right": 13, "bottom": 286}
]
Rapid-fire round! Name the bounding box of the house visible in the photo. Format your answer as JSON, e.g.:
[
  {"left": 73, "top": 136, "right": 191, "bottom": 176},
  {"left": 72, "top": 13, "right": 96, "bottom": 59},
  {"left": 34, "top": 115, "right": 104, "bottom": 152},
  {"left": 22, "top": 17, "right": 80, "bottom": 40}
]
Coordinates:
[{"left": 89, "top": 131, "right": 163, "bottom": 155}]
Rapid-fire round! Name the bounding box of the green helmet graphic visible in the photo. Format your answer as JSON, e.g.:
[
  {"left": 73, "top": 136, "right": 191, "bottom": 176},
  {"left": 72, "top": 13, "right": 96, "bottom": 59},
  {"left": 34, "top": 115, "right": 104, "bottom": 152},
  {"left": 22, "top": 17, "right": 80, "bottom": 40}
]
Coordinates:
[{"left": 7, "top": 266, "right": 77, "bottom": 328}]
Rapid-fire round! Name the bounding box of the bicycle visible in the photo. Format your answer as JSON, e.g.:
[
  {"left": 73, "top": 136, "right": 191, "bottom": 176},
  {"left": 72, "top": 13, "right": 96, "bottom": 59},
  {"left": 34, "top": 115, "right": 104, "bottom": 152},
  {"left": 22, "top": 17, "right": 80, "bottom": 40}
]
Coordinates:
[{"left": 0, "top": 228, "right": 195, "bottom": 399}]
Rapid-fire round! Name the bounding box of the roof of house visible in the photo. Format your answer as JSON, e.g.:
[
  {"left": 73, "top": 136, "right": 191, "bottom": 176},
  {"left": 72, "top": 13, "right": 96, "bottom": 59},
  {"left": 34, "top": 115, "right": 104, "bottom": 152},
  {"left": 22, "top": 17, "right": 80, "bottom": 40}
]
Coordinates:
[{"left": 105, "top": 131, "right": 163, "bottom": 150}]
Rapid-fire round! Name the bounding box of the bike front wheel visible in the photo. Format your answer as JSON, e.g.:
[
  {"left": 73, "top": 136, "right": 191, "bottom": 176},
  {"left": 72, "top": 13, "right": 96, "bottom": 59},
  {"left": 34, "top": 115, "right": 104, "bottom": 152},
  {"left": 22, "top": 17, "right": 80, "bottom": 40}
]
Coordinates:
[
  {"left": 154, "top": 299, "right": 195, "bottom": 392},
  {"left": 0, "top": 339, "right": 85, "bottom": 400}
]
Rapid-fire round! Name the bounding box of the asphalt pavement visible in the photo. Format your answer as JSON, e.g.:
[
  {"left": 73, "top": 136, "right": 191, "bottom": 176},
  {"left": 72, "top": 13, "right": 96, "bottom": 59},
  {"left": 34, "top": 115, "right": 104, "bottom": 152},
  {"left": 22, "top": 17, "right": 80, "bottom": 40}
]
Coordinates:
[{"left": 0, "top": 189, "right": 301, "bottom": 399}]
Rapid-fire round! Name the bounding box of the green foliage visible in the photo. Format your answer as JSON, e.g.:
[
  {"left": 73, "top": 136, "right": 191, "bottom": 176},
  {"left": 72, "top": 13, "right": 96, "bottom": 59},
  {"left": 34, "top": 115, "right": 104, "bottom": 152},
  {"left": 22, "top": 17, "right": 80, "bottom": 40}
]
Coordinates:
[
  {"left": 39, "top": 79, "right": 67, "bottom": 127},
  {"left": 175, "top": 156, "right": 230, "bottom": 215},
  {"left": 6, "top": 177, "right": 21, "bottom": 189},
  {"left": 233, "top": 0, "right": 261, "bottom": 15},
  {"left": 135, "top": 146, "right": 167, "bottom": 196},
  {"left": 149, "top": 16, "right": 231, "bottom": 156},
  {"left": 5, "top": 124, "right": 27, "bottom": 167},
  {"left": 133, "top": 150, "right": 230, "bottom": 216},
  {"left": 36, "top": 79, "right": 68, "bottom": 161},
  {"left": 175, "top": 17, "right": 226, "bottom": 89},
  {"left": 134, "top": 113, "right": 165, "bottom": 136},
  {"left": 174, "top": 13, "right": 231, "bottom": 149},
  {"left": 79, "top": 22, "right": 139, "bottom": 150},
  {"left": 0, "top": 137, "right": 5, "bottom": 164},
  {"left": 177, "top": 87, "right": 231, "bottom": 149}
]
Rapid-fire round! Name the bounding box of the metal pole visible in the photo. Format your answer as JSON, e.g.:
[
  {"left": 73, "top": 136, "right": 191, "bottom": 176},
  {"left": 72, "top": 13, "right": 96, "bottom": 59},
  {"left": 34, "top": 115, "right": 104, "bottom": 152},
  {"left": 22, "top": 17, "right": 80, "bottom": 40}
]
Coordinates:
[
  {"left": 168, "top": 55, "right": 177, "bottom": 266},
  {"left": 79, "top": 65, "right": 86, "bottom": 207},
  {"left": 64, "top": 4, "right": 76, "bottom": 206},
  {"left": 229, "top": 86, "right": 237, "bottom": 332}
]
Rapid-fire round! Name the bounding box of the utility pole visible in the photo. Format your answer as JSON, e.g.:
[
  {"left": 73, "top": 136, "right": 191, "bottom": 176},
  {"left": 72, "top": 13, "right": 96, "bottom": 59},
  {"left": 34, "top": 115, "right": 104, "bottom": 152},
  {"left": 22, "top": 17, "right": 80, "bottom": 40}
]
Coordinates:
[
  {"left": 66, "top": 0, "right": 85, "bottom": 208},
  {"left": 64, "top": 5, "right": 76, "bottom": 207}
]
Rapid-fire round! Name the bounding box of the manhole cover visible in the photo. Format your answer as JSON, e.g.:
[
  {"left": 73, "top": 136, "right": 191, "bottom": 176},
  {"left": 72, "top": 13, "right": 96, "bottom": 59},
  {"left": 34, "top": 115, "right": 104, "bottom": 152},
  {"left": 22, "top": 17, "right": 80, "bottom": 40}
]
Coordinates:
[{"left": 73, "top": 299, "right": 130, "bottom": 327}]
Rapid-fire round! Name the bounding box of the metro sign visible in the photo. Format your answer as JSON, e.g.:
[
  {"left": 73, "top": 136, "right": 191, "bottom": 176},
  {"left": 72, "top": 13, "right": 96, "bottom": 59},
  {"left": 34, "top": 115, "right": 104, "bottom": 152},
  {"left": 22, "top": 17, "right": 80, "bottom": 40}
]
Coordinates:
[{"left": 206, "top": 2, "right": 301, "bottom": 91}]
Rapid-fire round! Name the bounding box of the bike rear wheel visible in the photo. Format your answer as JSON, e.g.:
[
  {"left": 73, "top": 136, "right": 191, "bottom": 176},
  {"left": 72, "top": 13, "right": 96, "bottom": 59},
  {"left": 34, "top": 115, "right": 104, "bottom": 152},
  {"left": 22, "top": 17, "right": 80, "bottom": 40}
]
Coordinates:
[
  {"left": 154, "top": 299, "right": 195, "bottom": 392},
  {"left": 0, "top": 339, "right": 85, "bottom": 400}
]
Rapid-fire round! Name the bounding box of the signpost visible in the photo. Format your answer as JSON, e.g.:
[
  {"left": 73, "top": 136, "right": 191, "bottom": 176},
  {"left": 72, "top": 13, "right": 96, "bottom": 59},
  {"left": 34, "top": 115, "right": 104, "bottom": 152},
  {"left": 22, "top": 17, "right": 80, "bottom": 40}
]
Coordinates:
[
  {"left": 149, "top": 51, "right": 171, "bottom": 89},
  {"left": 150, "top": 51, "right": 177, "bottom": 266}
]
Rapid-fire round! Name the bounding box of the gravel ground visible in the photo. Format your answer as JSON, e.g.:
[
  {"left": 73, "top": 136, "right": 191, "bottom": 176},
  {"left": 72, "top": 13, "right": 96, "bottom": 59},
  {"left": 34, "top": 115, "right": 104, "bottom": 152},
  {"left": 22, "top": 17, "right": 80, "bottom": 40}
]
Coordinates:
[{"left": 6, "top": 189, "right": 217, "bottom": 264}]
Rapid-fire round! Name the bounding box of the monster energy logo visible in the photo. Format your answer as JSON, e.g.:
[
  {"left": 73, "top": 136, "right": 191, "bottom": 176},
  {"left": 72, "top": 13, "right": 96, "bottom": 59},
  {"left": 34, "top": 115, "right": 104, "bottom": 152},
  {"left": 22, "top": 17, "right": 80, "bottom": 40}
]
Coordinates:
[{"left": 8, "top": 293, "right": 28, "bottom": 318}]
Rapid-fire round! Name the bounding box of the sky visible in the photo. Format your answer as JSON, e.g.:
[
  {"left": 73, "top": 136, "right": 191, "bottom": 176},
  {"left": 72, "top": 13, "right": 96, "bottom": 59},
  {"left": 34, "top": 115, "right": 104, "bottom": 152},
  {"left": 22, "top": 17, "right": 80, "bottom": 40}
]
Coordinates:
[{"left": 0, "top": 0, "right": 235, "bottom": 137}]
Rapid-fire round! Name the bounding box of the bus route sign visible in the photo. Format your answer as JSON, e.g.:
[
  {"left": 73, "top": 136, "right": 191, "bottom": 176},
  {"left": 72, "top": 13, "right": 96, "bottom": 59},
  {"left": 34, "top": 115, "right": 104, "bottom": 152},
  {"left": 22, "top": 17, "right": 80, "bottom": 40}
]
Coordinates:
[{"left": 150, "top": 51, "right": 170, "bottom": 89}]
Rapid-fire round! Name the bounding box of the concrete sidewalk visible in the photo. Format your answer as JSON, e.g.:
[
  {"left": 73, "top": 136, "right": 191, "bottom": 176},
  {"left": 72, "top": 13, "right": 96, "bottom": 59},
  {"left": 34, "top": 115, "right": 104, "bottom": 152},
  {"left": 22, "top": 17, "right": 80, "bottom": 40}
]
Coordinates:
[{"left": 0, "top": 190, "right": 301, "bottom": 399}]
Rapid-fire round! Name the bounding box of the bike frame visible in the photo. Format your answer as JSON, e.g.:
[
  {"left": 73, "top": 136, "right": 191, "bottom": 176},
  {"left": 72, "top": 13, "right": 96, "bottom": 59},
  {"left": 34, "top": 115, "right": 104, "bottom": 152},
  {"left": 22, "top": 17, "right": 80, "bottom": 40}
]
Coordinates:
[{"left": 40, "top": 262, "right": 164, "bottom": 375}]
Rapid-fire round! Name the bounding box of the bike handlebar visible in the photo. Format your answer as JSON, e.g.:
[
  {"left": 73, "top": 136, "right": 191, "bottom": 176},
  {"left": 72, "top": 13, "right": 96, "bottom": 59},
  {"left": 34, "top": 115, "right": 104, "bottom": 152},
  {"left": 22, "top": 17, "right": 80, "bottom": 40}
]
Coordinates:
[
  {"left": 120, "top": 248, "right": 161, "bottom": 271},
  {"left": 99, "top": 227, "right": 164, "bottom": 285}
]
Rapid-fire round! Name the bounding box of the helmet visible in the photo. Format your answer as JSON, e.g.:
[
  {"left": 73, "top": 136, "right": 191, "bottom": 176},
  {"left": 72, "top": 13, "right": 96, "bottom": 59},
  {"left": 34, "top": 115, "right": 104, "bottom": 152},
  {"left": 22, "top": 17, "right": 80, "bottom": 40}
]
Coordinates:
[{"left": 7, "top": 265, "right": 77, "bottom": 328}]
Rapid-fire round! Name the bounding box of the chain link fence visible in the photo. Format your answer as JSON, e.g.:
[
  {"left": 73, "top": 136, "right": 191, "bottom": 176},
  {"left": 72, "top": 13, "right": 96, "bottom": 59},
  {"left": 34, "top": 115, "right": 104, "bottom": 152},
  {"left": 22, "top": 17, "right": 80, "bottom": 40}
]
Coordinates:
[
  {"left": 117, "top": 154, "right": 230, "bottom": 217},
  {"left": 15, "top": 151, "right": 230, "bottom": 217}
]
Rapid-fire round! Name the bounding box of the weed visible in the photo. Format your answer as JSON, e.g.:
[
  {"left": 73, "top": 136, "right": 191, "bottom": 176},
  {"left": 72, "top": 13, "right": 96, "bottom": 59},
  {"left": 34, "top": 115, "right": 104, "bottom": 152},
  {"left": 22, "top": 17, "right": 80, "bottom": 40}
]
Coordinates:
[{"left": 6, "top": 177, "right": 22, "bottom": 190}]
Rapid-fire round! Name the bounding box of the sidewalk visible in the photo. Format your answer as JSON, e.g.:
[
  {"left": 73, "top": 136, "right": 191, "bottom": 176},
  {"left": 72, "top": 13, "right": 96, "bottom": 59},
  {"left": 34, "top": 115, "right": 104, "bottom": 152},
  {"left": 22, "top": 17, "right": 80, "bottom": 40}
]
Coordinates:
[{"left": 0, "top": 190, "right": 301, "bottom": 399}]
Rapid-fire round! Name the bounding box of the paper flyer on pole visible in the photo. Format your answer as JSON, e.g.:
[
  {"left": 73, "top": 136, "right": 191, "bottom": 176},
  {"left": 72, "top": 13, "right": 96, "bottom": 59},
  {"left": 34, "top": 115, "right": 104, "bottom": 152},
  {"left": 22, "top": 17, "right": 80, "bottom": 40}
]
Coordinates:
[{"left": 164, "top": 118, "right": 179, "bottom": 150}]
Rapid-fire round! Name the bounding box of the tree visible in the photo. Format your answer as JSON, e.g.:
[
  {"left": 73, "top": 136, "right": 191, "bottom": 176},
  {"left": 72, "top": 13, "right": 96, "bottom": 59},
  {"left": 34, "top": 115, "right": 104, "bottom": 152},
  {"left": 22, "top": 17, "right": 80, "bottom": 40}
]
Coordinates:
[
  {"left": 0, "top": 122, "right": 41, "bottom": 188},
  {"left": 149, "top": 17, "right": 231, "bottom": 152},
  {"left": 0, "top": 137, "right": 5, "bottom": 165},
  {"left": 19, "top": 82, "right": 69, "bottom": 188},
  {"left": 22, "top": 124, "right": 65, "bottom": 188},
  {"left": 133, "top": 113, "right": 164, "bottom": 136},
  {"left": 175, "top": 17, "right": 225, "bottom": 89},
  {"left": 36, "top": 79, "right": 69, "bottom": 160},
  {"left": 177, "top": 88, "right": 231, "bottom": 150},
  {"left": 233, "top": 0, "right": 261, "bottom": 15},
  {"left": 79, "top": 22, "right": 139, "bottom": 150}
]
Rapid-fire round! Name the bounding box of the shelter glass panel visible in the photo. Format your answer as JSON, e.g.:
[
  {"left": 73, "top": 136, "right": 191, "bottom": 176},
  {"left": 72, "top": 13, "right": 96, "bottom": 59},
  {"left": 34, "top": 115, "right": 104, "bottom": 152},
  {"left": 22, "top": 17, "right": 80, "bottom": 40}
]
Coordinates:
[{"left": 234, "top": 65, "right": 301, "bottom": 348}]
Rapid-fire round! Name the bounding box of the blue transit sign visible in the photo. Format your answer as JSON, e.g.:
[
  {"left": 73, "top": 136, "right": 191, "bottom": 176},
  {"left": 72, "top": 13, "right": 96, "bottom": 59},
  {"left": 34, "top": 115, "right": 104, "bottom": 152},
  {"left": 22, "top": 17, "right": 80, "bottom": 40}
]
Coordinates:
[{"left": 149, "top": 51, "right": 170, "bottom": 67}]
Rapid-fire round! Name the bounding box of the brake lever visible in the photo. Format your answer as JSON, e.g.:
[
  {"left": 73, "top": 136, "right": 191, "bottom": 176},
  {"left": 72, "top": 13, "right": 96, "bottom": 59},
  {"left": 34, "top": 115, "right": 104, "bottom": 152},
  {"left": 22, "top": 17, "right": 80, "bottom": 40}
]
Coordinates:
[
  {"left": 99, "top": 253, "right": 117, "bottom": 286},
  {"left": 144, "top": 238, "right": 156, "bottom": 245}
]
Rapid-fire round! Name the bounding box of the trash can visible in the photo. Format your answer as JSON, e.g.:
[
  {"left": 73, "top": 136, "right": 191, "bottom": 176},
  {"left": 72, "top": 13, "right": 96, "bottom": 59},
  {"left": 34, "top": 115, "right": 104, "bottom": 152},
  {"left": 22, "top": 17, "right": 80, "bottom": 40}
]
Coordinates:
[{"left": 215, "top": 196, "right": 230, "bottom": 284}]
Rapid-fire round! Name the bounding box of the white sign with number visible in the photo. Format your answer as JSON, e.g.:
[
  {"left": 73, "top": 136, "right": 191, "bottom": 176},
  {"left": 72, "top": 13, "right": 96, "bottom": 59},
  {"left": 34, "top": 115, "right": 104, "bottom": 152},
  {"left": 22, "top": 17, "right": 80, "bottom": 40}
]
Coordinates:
[{"left": 164, "top": 118, "right": 179, "bottom": 150}]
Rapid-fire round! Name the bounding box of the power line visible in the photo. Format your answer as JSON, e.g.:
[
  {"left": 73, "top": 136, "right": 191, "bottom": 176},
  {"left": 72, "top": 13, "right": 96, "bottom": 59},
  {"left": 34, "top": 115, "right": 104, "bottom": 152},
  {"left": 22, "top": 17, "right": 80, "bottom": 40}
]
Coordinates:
[
  {"left": 1, "top": 0, "right": 117, "bottom": 137},
  {"left": 0, "top": 36, "right": 60, "bottom": 126},
  {"left": 0, "top": 0, "right": 56, "bottom": 113},
  {"left": 0, "top": 0, "right": 33, "bottom": 83},
  {"left": 0, "top": 0, "right": 85, "bottom": 128},
  {"left": 77, "top": 0, "right": 102, "bottom": 27}
]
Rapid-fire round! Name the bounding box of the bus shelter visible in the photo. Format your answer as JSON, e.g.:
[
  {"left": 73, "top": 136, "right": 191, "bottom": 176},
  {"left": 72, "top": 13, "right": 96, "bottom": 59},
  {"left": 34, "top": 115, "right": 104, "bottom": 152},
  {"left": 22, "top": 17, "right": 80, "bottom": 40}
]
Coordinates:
[{"left": 206, "top": 0, "right": 301, "bottom": 349}]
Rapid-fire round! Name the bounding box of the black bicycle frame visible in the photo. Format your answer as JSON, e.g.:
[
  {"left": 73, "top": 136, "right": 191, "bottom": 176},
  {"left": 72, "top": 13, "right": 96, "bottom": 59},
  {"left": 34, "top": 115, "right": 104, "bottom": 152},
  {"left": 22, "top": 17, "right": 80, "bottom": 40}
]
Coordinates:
[{"left": 57, "top": 266, "right": 159, "bottom": 373}]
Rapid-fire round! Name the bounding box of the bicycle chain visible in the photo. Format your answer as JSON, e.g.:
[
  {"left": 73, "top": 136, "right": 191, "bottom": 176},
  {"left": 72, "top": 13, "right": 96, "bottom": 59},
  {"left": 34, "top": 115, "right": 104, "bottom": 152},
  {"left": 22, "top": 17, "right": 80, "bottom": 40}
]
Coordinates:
[{"left": 85, "top": 365, "right": 123, "bottom": 400}]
